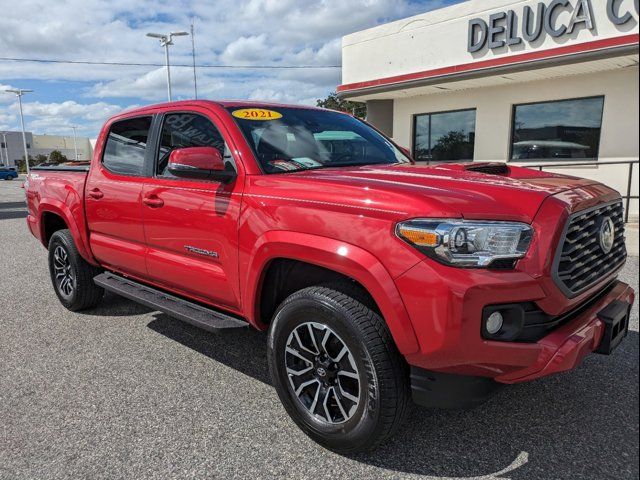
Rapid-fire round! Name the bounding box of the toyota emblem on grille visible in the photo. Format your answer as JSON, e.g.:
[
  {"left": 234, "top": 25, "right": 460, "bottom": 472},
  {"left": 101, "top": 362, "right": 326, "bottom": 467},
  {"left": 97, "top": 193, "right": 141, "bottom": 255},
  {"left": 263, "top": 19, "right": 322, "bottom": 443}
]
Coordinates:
[{"left": 598, "top": 217, "right": 615, "bottom": 254}]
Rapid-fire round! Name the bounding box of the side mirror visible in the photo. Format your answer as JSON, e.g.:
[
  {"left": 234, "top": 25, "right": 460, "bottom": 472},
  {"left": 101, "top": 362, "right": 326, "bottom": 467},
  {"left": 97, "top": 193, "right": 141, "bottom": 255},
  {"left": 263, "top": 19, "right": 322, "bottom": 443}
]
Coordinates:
[{"left": 168, "top": 147, "right": 236, "bottom": 183}]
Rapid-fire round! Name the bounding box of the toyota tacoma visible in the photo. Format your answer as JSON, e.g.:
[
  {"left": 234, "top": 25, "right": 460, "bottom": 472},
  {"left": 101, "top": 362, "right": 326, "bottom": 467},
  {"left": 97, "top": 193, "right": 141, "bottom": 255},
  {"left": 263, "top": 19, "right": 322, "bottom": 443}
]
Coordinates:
[{"left": 25, "top": 101, "right": 634, "bottom": 453}]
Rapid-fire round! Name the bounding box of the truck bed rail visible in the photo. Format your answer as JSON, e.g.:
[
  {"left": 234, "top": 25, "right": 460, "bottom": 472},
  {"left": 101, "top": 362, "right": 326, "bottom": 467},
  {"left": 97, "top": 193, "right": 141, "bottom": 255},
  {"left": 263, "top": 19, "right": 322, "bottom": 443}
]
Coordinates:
[{"left": 31, "top": 165, "right": 90, "bottom": 172}]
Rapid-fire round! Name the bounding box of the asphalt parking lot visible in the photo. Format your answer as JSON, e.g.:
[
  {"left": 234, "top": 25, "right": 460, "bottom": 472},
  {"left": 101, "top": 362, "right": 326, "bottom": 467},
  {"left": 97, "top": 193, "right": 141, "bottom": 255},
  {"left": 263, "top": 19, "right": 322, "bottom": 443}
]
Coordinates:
[{"left": 1, "top": 177, "right": 638, "bottom": 480}]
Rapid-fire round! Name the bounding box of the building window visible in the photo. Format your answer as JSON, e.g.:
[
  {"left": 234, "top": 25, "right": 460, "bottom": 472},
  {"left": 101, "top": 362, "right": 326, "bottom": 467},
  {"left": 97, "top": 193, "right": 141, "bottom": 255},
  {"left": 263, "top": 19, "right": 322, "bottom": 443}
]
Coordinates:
[
  {"left": 511, "top": 96, "right": 604, "bottom": 161},
  {"left": 413, "top": 109, "right": 476, "bottom": 162},
  {"left": 102, "top": 116, "right": 152, "bottom": 176}
]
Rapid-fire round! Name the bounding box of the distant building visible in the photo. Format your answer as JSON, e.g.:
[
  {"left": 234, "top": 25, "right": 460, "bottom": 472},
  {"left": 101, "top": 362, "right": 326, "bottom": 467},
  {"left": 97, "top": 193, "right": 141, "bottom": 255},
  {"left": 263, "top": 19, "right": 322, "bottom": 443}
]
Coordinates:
[
  {"left": 0, "top": 131, "right": 93, "bottom": 167},
  {"left": 0, "top": 131, "right": 34, "bottom": 167},
  {"left": 32, "top": 134, "right": 93, "bottom": 162}
]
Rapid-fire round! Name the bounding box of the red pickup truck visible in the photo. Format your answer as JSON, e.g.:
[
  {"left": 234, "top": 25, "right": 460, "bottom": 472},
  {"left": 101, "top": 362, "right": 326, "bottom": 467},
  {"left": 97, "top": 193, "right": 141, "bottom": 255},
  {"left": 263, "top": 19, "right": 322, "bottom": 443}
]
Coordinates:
[{"left": 25, "top": 100, "right": 634, "bottom": 453}]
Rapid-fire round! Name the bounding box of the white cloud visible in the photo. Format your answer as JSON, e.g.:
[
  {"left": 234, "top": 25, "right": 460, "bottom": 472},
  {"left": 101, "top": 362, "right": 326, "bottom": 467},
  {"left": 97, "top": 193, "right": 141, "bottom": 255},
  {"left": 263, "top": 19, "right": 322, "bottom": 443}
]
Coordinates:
[
  {"left": 1, "top": 90, "right": 21, "bottom": 132},
  {"left": 1, "top": 0, "right": 440, "bottom": 81},
  {"left": 89, "top": 67, "right": 187, "bottom": 100},
  {"left": 1, "top": 84, "right": 19, "bottom": 104},
  {"left": 0, "top": 111, "right": 17, "bottom": 131},
  {"left": 0, "top": 0, "right": 451, "bottom": 135},
  {"left": 22, "top": 101, "right": 122, "bottom": 121},
  {"left": 220, "top": 35, "right": 277, "bottom": 64},
  {"left": 3, "top": 101, "right": 125, "bottom": 136}
]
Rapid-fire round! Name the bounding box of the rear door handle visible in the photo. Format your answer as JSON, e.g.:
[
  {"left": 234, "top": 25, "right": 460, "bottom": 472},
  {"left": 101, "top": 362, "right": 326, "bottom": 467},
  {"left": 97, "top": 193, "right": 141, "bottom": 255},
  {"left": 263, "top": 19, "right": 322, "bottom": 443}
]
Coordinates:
[
  {"left": 88, "top": 188, "right": 103, "bottom": 199},
  {"left": 143, "top": 195, "right": 164, "bottom": 208}
]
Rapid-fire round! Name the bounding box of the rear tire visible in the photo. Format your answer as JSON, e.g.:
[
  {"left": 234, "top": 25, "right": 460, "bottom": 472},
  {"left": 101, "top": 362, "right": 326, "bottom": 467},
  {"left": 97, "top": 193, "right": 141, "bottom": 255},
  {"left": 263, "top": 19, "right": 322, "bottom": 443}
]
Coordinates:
[
  {"left": 267, "top": 285, "right": 409, "bottom": 453},
  {"left": 48, "top": 229, "right": 104, "bottom": 311}
]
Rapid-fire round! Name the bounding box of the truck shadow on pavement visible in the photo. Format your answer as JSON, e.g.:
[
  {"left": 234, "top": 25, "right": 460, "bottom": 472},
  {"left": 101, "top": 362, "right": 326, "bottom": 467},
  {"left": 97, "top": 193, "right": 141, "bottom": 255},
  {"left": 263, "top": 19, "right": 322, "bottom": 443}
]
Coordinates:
[
  {"left": 146, "top": 311, "right": 638, "bottom": 479},
  {"left": 147, "top": 312, "right": 271, "bottom": 383}
]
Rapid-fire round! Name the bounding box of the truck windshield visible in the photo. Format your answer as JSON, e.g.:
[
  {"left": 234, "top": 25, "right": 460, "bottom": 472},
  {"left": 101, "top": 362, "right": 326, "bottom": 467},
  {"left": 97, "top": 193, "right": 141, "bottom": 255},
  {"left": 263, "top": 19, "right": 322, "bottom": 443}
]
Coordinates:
[{"left": 227, "top": 107, "right": 411, "bottom": 173}]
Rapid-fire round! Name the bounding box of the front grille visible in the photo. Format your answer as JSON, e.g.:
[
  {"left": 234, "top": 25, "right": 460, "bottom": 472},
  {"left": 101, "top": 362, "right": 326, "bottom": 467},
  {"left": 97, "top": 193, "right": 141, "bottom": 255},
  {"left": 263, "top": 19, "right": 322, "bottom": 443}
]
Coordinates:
[{"left": 553, "top": 201, "right": 626, "bottom": 297}]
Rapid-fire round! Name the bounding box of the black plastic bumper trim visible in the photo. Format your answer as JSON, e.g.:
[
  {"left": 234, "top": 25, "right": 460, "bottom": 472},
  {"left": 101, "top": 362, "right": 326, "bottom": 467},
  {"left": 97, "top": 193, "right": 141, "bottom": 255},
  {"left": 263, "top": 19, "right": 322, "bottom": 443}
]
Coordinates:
[
  {"left": 410, "top": 367, "right": 504, "bottom": 410},
  {"left": 595, "top": 300, "right": 631, "bottom": 355},
  {"left": 482, "top": 280, "right": 619, "bottom": 343}
]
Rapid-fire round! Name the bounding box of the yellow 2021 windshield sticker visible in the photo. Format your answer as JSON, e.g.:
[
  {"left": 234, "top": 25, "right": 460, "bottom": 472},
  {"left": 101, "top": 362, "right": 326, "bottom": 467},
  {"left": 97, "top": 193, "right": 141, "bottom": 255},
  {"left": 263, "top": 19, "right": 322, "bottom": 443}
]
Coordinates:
[{"left": 232, "top": 108, "right": 283, "bottom": 121}]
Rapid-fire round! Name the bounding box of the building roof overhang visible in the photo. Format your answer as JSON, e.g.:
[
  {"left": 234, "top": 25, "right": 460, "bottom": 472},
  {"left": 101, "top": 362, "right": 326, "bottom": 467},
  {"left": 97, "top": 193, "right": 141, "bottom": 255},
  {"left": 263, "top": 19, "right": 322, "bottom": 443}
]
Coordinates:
[{"left": 338, "top": 34, "right": 639, "bottom": 101}]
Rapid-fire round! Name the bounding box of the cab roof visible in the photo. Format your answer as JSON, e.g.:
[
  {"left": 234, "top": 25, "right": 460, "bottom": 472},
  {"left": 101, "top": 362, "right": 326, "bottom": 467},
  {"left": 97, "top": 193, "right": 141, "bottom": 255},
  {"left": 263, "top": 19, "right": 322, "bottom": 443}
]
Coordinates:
[{"left": 119, "top": 99, "right": 331, "bottom": 117}]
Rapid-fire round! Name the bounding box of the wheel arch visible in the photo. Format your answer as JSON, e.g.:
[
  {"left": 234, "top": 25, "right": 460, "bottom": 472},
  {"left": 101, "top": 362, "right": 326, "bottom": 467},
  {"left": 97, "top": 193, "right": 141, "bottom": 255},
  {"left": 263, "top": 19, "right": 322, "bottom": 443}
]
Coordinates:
[
  {"left": 243, "top": 231, "right": 420, "bottom": 356},
  {"left": 38, "top": 201, "right": 97, "bottom": 266},
  {"left": 42, "top": 211, "right": 69, "bottom": 245}
]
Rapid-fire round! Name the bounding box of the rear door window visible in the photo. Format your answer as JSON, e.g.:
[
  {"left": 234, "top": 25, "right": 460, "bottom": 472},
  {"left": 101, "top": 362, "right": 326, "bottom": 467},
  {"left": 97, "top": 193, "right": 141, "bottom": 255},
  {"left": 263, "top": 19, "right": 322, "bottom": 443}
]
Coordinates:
[{"left": 102, "top": 116, "right": 152, "bottom": 176}]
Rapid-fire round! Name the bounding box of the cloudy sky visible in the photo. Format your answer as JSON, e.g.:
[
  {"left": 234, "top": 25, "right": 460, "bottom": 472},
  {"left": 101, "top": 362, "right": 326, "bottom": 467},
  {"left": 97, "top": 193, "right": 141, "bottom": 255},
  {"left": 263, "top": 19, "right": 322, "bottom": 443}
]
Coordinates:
[{"left": 0, "top": 0, "right": 463, "bottom": 138}]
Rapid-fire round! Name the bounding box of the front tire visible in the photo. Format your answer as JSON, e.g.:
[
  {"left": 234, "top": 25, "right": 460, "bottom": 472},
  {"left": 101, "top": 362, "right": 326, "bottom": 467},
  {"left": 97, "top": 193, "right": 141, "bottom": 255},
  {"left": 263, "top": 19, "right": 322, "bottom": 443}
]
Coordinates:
[
  {"left": 267, "top": 286, "right": 409, "bottom": 453},
  {"left": 48, "top": 229, "right": 104, "bottom": 311}
]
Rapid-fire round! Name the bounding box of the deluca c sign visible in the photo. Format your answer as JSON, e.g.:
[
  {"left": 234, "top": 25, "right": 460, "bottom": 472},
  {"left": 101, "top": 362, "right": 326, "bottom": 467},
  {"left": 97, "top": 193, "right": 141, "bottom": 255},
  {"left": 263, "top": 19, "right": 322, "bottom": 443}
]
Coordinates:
[{"left": 468, "top": 0, "right": 640, "bottom": 53}]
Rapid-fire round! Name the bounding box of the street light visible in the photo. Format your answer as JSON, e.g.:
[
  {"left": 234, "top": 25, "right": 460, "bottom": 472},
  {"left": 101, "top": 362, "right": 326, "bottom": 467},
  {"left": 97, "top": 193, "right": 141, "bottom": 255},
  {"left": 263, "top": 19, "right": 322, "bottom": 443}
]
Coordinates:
[
  {"left": 146, "top": 31, "right": 189, "bottom": 102},
  {"left": 5, "top": 88, "right": 33, "bottom": 174}
]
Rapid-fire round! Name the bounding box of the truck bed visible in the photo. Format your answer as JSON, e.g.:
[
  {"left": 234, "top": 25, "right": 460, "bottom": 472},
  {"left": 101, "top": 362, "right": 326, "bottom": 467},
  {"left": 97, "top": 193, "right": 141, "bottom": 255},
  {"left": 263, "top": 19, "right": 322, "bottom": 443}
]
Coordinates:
[{"left": 26, "top": 167, "right": 93, "bottom": 263}]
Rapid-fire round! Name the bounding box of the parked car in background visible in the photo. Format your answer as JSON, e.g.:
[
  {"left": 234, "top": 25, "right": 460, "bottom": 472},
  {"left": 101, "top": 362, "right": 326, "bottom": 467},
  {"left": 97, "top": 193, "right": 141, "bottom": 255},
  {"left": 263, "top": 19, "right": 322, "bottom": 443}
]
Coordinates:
[
  {"left": 24, "top": 100, "right": 634, "bottom": 453},
  {"left": 512, "top": 140, "right": 591, "bottom": 160},
  {"left": 0, "top": 166, "right": 18, "bottom": 180}
]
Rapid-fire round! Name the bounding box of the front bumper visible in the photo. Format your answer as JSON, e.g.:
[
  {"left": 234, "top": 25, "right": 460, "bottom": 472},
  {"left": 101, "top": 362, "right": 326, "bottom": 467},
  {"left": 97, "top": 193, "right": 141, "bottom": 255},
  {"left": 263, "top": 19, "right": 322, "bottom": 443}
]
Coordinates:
[
  {"left": 494, "top": 281, "right": 633, "bottom": 384},
  {"left": 410, "top": 289, "right": 630, "bottom": 407},
  {"left": 396, "top": 257, "right": 635, "bottom": 384}
]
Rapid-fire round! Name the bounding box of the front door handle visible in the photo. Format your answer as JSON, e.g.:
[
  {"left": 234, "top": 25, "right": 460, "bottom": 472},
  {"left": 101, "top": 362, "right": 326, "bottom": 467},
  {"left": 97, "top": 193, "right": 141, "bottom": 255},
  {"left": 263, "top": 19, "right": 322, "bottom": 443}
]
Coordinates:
[
  {"left": 143, "top": 195, "right": 164, "bottom": 208},
  {"left": 88, "top": 188, "right": 103, "bottom": 199}
]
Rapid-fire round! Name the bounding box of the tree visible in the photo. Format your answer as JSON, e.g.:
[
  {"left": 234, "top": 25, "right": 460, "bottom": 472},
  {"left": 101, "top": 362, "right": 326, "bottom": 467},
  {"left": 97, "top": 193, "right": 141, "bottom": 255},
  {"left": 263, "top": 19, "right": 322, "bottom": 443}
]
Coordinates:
[
  {"left": 18, "top": 155, "right": 35, "bottom": 173},
  {"left": 431, "top": 131, "right": 472, "bottom": 161},
  {"left": 316, "top": 92, "right": 366, "bottom": 119},
  {"left": 48, "top": 150, "right": 69, "bottom": 164}
]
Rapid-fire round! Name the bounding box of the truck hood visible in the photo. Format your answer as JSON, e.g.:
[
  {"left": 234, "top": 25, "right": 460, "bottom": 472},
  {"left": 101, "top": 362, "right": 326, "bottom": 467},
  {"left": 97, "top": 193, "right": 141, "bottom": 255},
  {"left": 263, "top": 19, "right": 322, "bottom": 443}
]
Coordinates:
[{"left": 275, "top": 163, "right": 600, "bottom": 223}]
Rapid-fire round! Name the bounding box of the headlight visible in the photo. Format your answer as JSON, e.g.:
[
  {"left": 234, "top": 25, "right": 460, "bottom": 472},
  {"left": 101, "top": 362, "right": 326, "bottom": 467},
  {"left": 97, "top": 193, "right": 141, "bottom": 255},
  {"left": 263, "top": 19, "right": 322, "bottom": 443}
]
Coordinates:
[{"left": 396, "top": 219, "right": 533, "bottom": 268}]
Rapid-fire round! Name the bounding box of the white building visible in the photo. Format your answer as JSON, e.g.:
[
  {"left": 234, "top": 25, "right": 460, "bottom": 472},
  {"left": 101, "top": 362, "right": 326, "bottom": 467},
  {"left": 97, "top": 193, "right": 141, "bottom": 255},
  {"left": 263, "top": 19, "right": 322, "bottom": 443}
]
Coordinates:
[
  {"left": 339, "top": 0, "right": 639, "bottom": 220},
  {"left": 32, "top": 134, "right": 93, "bottom": 162},
  {"left": 0, "top": 131, "right": 93, "bottom": 167}
]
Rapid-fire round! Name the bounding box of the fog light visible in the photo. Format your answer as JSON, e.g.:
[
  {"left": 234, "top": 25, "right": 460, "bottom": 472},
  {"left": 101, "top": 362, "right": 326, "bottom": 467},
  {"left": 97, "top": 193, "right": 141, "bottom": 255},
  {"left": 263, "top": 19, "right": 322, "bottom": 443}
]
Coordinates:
[{"left": 485, "top": 311, "right": 504, "bottom": 335}]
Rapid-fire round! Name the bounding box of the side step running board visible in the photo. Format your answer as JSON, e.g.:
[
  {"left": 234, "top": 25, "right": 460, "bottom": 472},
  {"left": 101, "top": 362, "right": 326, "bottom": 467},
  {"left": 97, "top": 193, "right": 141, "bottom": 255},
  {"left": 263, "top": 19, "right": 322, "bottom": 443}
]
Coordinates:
[{"left": 94, "top": 272, "right": 248, "bottom": 331}]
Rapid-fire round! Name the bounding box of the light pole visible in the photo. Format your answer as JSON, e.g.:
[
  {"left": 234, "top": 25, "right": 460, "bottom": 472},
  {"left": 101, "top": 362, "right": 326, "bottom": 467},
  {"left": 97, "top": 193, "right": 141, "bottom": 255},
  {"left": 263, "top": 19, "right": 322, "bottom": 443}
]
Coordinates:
[
  {"left": 190, "top": 19, "right": 198, "bottom": 99},
  {"left": 71, "top": 126, "right": 79, "bottom": 160},
  {"left": 5, "top": 88, "right": 33, "bottom": 174},
  {"left": 146, "top": 31, "right": 189, "bottom": 102}
]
